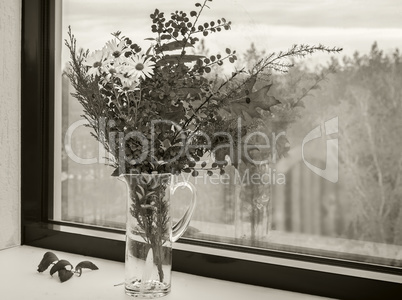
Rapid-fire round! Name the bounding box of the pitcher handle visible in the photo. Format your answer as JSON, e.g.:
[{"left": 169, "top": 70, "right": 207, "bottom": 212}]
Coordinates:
[{"left": 171, "top": 181, "right": 197, "bottom": 242}]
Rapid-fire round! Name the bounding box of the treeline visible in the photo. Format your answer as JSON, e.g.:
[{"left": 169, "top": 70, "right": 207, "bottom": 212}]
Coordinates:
[{"left": 272, "top": 42, "right": 402, "bottom": 246}]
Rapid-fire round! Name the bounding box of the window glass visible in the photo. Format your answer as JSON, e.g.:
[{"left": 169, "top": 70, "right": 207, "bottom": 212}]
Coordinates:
[{"left": 57, "top": 0, "right": 402, "bottom": 267}]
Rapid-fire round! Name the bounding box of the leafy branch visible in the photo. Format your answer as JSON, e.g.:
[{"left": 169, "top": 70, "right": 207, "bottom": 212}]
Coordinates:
[
  {"left": 251, "top": 44, "right": 343, "bottom": 74},
  {"left": 64, "top": 0, "right": 342, "bottom": 178}
]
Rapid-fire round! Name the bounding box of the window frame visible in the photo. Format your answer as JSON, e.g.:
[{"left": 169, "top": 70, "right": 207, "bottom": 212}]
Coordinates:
[{"left": 21, "top": 1, "right": 402, "bottom": 299}]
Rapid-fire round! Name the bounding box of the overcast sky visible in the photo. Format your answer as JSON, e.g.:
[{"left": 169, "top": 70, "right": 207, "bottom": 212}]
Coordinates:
[{"left": 62, "top": 0, "right": 402, "bottom": 66}]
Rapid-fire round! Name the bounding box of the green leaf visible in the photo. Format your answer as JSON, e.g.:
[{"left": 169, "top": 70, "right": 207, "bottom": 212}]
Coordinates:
[
  {"left": 145, "top": 191, "right": 156, "bottom": 197},
  {"left": 159, "top": 103, "right": 185, "bottom": 123},
  {"left": 58, "top": 269, "right": 74, "bottom": 283},
  {"left": 177, "top": 87, "right": 202, "bottom": 96},
  {"left": 187, "top": 124, "right": 197, "bottom": 131},
  {"left": 50, "top": 260, "right": 73, "bottom": 276},
  {"left": 160, "top": 34, "right": 171, "bottom": 40},
  {"left": 156, "top": 41, "right": 194, "bottom": 54},
  {"left": 136, "top": 185, "right": 145, "bottom": 196},
  {"left": 156, "top": 54, "right": 205, "bottom": 66},
  {"left": 37, "top": 252, "right": 59, "bottom": 273},
  {"left": 75, "top": 261, "right": 99, "bottom": 277},
  {"left": 136, "top": 191, "right": 143, "bottom": 200},
  {"left": 223, "top": 84, "right": 280, "bottom": 123}
]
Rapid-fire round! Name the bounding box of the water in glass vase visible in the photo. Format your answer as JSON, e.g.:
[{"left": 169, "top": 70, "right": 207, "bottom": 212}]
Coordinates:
[
  {"left": 125, "top": 231, "right": 172, "bottom": 298},
  {"left": 121, "top": 173, "right": 196, "bottom": 298}
]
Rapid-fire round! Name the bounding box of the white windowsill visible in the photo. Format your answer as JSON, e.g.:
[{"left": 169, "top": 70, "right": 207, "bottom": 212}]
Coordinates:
[{"left": 0, "top": 245, "right": 334, "bottom": 300}]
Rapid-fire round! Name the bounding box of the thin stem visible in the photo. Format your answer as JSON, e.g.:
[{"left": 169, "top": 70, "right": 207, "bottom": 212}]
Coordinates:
[{"left": 189, "top": 0, "right": 209, "bottom": 37}]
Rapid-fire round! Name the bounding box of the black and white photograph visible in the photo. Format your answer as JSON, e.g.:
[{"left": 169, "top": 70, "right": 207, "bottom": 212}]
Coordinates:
[{"left": 1, "top": 0, "right": 402, "bottom": 299}]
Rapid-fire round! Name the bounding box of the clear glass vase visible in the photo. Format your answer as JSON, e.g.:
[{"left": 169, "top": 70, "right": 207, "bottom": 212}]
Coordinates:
[{"left": 120, "top": 173, "right": 196, "bottom": 298}]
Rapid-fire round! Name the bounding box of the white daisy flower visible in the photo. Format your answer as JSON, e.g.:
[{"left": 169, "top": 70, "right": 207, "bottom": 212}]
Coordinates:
[
  {"left": 104, "top": 39, "right": 127, "bottom": 63},
  {"left": 115, "top": 65, "right": 140, "bottom": 87},
  {"left": 100, "top": 65, "right": 118, "bottom": 85},
  {"left": 128, "top": 55, "right": 155, "bottom": 79},
  {"left": 84, "top": 49, "right": 107, "bottom": 77},
  {"left": 118, "top": 80, "right": 140, "bottom": 93}
]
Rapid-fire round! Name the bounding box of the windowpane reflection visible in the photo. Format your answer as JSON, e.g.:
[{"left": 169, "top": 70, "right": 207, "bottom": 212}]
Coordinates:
[{"left": 57, "top": 0, "right": 402, "bottom": 268}]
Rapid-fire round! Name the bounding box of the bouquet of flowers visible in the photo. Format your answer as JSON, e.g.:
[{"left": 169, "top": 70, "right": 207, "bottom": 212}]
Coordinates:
[{"left": 64, "top": 0, "right": 341, "bottom": 177}]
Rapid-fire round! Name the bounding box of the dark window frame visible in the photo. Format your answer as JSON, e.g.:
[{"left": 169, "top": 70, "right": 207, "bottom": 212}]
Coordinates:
[{"left": 21, "top": 1, "right": 402, "bottom": 299}]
